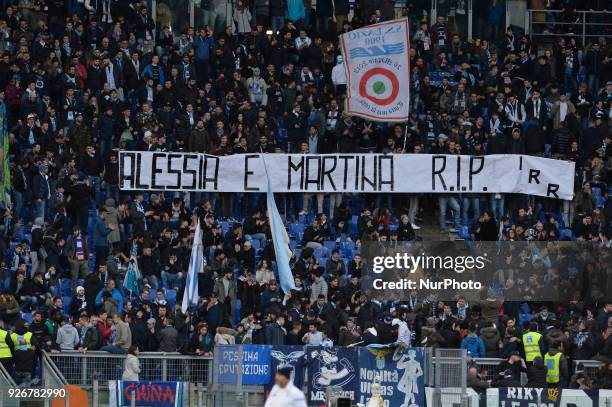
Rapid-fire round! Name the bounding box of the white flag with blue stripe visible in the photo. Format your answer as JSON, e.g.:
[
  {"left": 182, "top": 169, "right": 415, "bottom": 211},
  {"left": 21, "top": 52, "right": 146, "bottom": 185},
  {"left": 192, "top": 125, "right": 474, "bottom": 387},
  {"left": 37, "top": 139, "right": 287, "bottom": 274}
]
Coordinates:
[
  {"left": 263, "top": 155, "right": 296, "bottom": 294},
  {"left": 182, "top": 220, "right": 203, "bottom": 313}
]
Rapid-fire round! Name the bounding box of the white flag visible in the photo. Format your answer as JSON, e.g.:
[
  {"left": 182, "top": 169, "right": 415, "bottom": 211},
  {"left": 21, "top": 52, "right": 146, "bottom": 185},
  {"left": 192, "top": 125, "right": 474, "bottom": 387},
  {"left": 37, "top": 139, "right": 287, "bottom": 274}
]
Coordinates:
[
  {"left": 181, "top": 220, "right": 202, "bottom": 313},
  {"left": 340, "top": 18, "right": 411, "bottom": 121}
]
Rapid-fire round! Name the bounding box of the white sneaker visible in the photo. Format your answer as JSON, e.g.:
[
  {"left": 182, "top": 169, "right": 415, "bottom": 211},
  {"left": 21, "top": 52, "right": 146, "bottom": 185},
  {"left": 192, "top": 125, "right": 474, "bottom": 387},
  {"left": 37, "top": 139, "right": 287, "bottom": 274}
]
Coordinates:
[{"left": 412, "top": 224, "right": 421, "bottom": 230}]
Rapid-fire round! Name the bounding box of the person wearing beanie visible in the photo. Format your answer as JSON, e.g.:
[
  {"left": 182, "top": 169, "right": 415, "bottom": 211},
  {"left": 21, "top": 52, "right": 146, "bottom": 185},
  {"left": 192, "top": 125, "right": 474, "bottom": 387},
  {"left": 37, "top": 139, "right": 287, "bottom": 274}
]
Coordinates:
[{"left": 264, "top": 366, "right": 307, "bottom": 407}]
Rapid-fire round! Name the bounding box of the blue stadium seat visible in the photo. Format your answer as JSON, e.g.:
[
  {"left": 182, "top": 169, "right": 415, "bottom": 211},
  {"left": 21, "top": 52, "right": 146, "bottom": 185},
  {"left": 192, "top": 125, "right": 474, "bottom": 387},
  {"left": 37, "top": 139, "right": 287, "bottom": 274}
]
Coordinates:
[
  {"left": 289, "top": 240, "right": 297, "bottom": 250},
  {"left": 313, "top": 247, "right": 323, "bottom": 260},
  {"left": 60, "top": 279, "right": 73, "bottom": 297},
  {"left": 165, "top": 289, "right": 177, "bottom": 309},
  {"left": 21, "top": 312, "right": 33, "bottom": 323},
  {"left": 592, "top": 187, "right": 602, "bottom": 197},
  {"left": 559, "top": 229, "right": 573, "bottom": 240},
  {"left": 250, "top": 239, "right": 261, "bottom": 251},
  {"left": 323, "top": 241, "right": 337, "bottom": 252},
  {"left": 62, "top": 296, "right": 72, "bottom": 314}
]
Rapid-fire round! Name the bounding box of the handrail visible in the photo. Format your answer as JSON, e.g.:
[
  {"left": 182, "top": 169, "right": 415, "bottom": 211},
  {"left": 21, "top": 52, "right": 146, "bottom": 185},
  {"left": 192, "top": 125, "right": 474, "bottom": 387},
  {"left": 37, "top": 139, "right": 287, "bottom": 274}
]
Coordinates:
[
  {"left": 525, "top": 9, "right": 612, "bottom": 45},
  {"left": 0, "top": 362, "right": 16, "bottom": 387},
  {"left": 526, "top": 9, "right": 612, "bottom": 13},
  {"left": 45, "top": 350, "right": 214, "bottom": 360}
]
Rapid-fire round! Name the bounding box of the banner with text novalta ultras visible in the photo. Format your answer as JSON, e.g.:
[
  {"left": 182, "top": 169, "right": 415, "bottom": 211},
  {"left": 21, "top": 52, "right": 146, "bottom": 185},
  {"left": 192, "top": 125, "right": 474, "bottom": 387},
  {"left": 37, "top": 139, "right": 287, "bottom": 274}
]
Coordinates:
[
  {"left": 340, "top": 18, "right": 411, "bottom": 121},
  {"left": 358, "top": 347, "right": 425, "bottom": 407},
  {"left": 120, "top": 152, "right": 575, "bottom": 200}
]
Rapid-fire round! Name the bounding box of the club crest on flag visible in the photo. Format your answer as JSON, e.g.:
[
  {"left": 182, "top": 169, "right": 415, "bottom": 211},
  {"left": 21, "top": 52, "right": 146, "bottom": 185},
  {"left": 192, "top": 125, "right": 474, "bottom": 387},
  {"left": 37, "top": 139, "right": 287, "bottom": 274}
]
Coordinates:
[{"left": 340, "top": 18, "right": 411, "bottom": 122}]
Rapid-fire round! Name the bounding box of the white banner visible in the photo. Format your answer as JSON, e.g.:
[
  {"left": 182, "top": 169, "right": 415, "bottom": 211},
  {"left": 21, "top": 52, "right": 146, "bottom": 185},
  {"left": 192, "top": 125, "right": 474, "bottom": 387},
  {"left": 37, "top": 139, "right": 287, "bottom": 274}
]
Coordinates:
[
  {"left": 119, "top": 152, "right": 575, "bottom": 200},
  {"left": 341, "top": 18, "right": 411, "bottom": 121}
]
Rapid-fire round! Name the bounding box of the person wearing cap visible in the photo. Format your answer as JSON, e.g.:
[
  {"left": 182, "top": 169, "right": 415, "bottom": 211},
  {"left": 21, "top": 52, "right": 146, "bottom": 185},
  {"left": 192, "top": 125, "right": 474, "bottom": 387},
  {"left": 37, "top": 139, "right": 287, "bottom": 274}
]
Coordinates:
[
  {"left": 68, "top": 284, "right": 88, "bottom": 319},
  {"left": 494, "top": 350, "right": 526, "bottom": 386},
  {"left": 264, "top": 366, "right": 307, "bottom": 407}
]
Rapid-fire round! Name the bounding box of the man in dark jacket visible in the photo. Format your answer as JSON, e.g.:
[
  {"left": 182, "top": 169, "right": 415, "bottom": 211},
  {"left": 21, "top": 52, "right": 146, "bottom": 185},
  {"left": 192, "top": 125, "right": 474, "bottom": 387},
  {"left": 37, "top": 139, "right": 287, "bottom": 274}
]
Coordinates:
[
  {"left": 31, "top": 163, "right": 50, "bottom": 221},
  {"left": 156, "top": 317, "right": 178, "bottom": 352},
  {"left": 285, "top": 103, "right": 305, "bottom": 152},
  {"left": 264, "top": 313, "right": 286, "bottom": 345}
]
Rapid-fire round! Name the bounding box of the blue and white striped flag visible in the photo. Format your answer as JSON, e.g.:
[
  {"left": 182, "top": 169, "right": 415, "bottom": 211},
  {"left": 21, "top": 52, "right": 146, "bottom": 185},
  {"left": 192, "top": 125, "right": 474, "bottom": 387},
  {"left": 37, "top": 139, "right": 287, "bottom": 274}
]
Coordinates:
[
  {"left": 182, "top": 220, "right": 203, "bottom": 313},
  {"left": 263, "top": 156, "right": 296, "bottom": 294},
  {"left": 123, "top": 242, "right": 141, "bottom": 296}
]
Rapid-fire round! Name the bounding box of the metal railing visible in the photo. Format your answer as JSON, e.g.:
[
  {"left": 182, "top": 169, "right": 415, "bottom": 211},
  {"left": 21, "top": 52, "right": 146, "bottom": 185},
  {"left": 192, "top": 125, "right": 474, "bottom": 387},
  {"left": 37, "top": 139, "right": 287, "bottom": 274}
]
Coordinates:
[
  {"left": 527, "top": 9, "right": 612, "bottom": 46},
  {"left": 43, "top": 350, "right": 212, "bottom": 389},
  {"left": 573, "top": 359, "right": 605, "bottom": 380},
  {"left": 0, "top": 363, "right": 19, "bottom": 407}
]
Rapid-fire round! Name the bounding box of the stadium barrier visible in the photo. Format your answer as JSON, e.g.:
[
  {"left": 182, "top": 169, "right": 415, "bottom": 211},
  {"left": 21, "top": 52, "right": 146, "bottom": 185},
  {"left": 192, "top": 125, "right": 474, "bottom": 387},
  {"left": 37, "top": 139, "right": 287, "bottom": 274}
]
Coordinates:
[{"left": 41, "top": 349, "right": 606, "bottom": 406}]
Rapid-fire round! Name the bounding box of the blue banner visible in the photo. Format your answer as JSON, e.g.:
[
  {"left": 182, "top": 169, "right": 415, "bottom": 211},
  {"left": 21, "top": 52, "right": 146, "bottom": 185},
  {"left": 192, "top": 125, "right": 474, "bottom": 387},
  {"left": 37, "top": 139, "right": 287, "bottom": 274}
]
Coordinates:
[
  {"left": 307, "top": 346, "right": 358, "bottom": 405},
  {"left": 108, "top": 381, "right": 185, "bottom": 407},
  {"left": 269, "top": 345, "right": 306, "bottom": 388},
  {"left": 358, "top": 347, "right": 425, "bottom": 407},
  {"left": 217, "top": 344, "right": 272, "bottom": 385}
]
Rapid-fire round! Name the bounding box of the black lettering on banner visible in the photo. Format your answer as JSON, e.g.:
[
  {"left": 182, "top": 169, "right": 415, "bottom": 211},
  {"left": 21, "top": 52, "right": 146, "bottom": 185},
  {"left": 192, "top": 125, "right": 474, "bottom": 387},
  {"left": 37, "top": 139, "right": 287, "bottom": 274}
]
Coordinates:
[
  {"left": 305, "top": 156, "right": 322, "bottom": 190},
  {"left": 361, "top": 156, "right": 377, "bottom": 191},
  {"left": 469, "top": 157, "right": 485, "bottom": 191},
  {"left": 547, "top": 184, "right": 559, "bottom": 198},
  {"left": 204, "top": 155, "right": 220, "bottom": 190},
  {"left": 120, "top": 152, "right": 136, "bottom": 189},
  {"left": 379, "top": 155, "right": 394, "bottom": 191},
  {"left": 432, "top": 156, "right": 448, "bottom": 191},
  {"left": 321, "top": 156, "right": 338, "bottom": 191},
  {"left": 288, "top": 156, "right": 305, "bottom": 190},
  {"left": 182, "top": 154, "right": 198, "bottom": 190},
  {"left": 455, "top": 156, "right": 461, "bottom": 192},
  {"left": 338, "top": 156, "right": 353, "bottom": 190},
  {"left": 167, "top": 153, "right": 182, "bottom": 189},
  {"left": 135, "top": 153, "right": 150, "bottom": 189},
  {"left": 528, "top": 169, "right": 540, "bottom": 184},
  {"left": 243, "top": 154, "right": 259, "bottom": 191},
  {"left": 151, "top": 153, "right": 166, "bottom": 190},
  {"left": 198, "top": 155, "right": 204, "bottom": 189},
  {"left": 354, "top": 155, "right": 360, "bottom": 190}
]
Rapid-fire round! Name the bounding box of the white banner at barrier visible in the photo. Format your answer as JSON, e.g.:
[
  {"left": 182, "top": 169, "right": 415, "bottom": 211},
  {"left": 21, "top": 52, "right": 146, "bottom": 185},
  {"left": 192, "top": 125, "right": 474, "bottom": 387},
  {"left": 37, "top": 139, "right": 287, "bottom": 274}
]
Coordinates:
[{"left": 119, "top": 152, "right": 575, "bottom": 200}]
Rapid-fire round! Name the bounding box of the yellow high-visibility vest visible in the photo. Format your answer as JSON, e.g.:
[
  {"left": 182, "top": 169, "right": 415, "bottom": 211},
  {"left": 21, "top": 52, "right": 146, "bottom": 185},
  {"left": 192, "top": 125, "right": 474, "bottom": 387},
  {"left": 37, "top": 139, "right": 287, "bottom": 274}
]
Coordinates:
[
  {"left": 0, "top": 330, "right": 12, "bottom": 358},
  {"left": 522, "top": 332, "right": 542, "bottom": 362},
  {"left": 10, "top": 332, "right": 32, "bottom": 351},
  {"left": 544, "top": 352, "right": 562, "bottom": 384}
]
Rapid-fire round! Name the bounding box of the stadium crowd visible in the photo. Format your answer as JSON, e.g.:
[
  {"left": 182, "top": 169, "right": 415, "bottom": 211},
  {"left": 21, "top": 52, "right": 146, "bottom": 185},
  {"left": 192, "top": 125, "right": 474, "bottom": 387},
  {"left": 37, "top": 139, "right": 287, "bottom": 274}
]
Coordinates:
[{"left": 0, "top": 0, "right": 608, "bottom": 392}]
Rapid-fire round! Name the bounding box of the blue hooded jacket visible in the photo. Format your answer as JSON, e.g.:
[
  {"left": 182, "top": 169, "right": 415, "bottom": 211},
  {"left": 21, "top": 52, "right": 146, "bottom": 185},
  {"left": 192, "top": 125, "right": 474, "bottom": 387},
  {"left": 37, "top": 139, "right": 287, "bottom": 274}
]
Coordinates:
[{"left": 461, "top": 334, "right": 486, "bottom": 358}]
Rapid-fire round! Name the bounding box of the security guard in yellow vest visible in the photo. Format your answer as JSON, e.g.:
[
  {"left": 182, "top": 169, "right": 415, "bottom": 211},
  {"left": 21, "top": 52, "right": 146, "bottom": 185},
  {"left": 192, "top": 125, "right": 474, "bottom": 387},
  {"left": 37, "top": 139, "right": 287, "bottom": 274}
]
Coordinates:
[
  {"left": 522, "top": 322, "right": 543, "bottom": 363},
  {"left": 544, "top": 348, "right": 567, "bottom": 387},
  {"left": 10, "top": 331, "right": 33, "bottom": 351},
  {"left": 12, "top": 322, "right": 38, "bottom": 384},
  {"left": 0, "top": 326, "right": 15, "bottom": 373}
]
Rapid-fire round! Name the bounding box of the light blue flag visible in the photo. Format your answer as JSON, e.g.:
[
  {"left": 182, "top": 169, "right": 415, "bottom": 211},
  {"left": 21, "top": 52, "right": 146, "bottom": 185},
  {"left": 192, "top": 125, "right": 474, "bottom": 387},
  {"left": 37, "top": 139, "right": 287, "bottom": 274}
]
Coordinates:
[
  {"left": 182, "top": 220, "right": 203, "bottom": 313},
  {"left": 263, "top": 156, "right": 296, "bottom": 294},
  {"left": 123, "top": 242, "right": 141, "bottom": 296}
]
